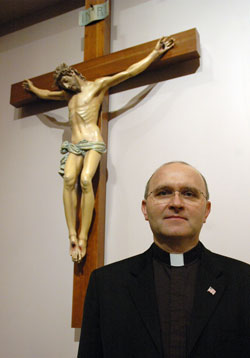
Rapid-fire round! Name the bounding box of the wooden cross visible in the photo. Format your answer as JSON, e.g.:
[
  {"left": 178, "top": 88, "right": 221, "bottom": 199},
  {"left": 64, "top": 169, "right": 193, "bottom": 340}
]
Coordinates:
[{"left": 10, "top": 1, "right": 200, "bottom": 328}]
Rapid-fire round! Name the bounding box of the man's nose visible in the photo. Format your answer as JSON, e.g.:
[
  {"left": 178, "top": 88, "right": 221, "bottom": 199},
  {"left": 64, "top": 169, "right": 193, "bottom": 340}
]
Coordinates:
[{"left": 168, "top": 191, "right": 184, "bottom": 209}]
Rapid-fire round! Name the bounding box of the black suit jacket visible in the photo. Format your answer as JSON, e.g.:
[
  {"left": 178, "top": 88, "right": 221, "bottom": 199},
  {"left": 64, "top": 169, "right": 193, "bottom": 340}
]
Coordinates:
[{"left": 78, "top": 243, "right": 250, "bottom": 358}]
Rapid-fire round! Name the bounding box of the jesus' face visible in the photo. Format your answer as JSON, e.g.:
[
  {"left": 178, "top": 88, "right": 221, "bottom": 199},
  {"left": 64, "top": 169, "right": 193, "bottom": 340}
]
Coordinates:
[{"left": 60, "top": 74, "right": 81, "bottom": 93}]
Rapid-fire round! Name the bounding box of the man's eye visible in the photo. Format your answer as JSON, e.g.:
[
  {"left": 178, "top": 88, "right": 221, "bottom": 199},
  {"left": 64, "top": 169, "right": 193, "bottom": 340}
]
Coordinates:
[
  {"left": 156, "top": 189, "right": 172, "bottom": 196},
  {"left": 182, "top": 190, "right": 196, "bottom": 197}
]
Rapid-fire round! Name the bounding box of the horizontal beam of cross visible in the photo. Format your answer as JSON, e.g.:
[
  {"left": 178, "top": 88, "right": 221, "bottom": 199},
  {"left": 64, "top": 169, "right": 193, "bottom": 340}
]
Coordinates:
[{"left": 10, "top": 28, "right": 200, "bottom": 108}]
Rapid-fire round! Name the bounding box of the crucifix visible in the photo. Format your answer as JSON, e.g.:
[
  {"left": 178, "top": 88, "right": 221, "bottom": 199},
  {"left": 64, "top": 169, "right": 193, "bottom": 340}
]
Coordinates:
[{"left": 10, "top": 1, "right": 200, "bottom": 328}]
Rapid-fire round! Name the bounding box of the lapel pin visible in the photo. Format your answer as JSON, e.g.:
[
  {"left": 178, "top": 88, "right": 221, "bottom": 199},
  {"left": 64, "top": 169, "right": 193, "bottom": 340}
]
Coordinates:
[{"left": 207, "top": 286, "right": 216, "bottom": 295}]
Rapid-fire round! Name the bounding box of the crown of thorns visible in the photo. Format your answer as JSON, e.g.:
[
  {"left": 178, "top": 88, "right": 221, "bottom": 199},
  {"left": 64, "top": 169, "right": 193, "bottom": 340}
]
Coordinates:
[{"left": 53, "top": 63, "right": 85, "bottom": 86}]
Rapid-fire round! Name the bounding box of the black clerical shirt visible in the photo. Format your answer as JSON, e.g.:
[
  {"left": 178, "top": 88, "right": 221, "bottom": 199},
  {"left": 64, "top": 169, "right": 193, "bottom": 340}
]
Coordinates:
[{"left": 152, "top": 242, "right": 202, "bottom": 358}]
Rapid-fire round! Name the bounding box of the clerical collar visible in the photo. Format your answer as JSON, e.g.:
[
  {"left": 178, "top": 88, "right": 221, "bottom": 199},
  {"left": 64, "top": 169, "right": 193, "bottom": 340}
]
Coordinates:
[{"left": 152, "top": 242, "right": 202, "bottom": 267}]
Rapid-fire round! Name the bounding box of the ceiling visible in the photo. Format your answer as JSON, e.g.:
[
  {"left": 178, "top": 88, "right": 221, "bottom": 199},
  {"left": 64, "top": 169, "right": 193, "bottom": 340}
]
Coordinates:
[{"left": 0, "top": 0, "right": 85, "bottom": 36}]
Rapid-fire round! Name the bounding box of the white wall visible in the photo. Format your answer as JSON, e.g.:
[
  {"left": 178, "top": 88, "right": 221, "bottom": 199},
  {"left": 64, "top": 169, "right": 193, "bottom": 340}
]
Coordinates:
[
  {"left": 106, "top": 0, "right": 250, "bottom": 263},
  {"left": 0, "top": 1, "right": 250, "bottom": 357}
]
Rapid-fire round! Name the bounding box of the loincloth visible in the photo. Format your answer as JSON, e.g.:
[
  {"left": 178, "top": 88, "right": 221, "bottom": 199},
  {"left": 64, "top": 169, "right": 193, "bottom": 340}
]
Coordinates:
[{"left": 59, "top": 139, "right": 106, "bottom": 177}]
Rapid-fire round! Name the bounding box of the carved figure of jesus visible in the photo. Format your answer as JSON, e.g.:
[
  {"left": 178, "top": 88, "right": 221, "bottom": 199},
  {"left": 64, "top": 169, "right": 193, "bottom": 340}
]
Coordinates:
[{"left": 23, "top": 37, "right": 174, "bottom": 263}]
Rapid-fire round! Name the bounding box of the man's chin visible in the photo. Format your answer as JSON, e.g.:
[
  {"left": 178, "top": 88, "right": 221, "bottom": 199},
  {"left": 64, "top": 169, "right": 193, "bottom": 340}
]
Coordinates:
[
  {"left": 157, "top": 230, "right": 192, "bottom": 241},
  {"left": 164, "top": 225, "right": 189, "bottom": 235}
]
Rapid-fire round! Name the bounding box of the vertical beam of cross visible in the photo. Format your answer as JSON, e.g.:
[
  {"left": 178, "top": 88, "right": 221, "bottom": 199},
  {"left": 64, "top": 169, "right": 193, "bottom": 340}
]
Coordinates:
[
  {"left": 71, "top": 0, "right": 111, "bottom": 328},
  {"left": 8, "top": 3, "right": 200, "bottom": 328}
]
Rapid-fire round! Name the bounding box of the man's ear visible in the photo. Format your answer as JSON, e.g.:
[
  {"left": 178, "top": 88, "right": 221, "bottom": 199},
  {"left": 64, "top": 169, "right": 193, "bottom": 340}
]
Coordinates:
[
  {"left": 203, "top": 201, "right": 211, "bottom": 223},
  {"left": 141, "top": 200, "right": 149, "bottom": 221}
]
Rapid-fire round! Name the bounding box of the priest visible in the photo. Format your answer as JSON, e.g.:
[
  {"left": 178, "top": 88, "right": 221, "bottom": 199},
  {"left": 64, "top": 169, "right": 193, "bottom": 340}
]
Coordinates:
[{"left": 78, "top": 161, "right": 250, "bottom": 358}]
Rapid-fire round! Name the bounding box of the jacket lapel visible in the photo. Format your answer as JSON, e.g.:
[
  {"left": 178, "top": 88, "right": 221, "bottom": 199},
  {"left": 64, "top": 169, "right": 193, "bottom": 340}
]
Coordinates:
[
  {"left": 188, "top": 247, "right": 227, "bottom": 355},
  {"left": 126, "top": 247, "right": 163, "bottom": 357}
]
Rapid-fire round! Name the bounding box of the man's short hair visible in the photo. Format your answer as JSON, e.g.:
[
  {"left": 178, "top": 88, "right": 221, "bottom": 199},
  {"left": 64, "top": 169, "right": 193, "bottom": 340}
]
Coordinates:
[
  {"left": 144, "top": 161, "right": 210, "bottom": 200},
  {"left": 53, "top": 63, "right": 86, "bottom": 88}
]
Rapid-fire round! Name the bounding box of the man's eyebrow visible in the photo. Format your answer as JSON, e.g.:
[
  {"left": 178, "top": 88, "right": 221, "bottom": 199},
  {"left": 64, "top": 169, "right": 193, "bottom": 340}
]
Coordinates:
[
  {"left": 181, "top": 186, "right": 199, "bottom": 192},
  {"left": 152, "top": 184, "right": 173, "bottom": 191},
  {"left": 152, "top": 185, "right": 200, "bottom": 192}
]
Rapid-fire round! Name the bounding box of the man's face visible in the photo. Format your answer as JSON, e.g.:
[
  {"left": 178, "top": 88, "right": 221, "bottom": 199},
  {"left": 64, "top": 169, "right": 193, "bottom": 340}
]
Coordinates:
[
  {"left": 60, "top": 74, "right": 81, "bottom": 92},
  {"left": 141, "top": 163, "right": 211, "bottom": 247}
]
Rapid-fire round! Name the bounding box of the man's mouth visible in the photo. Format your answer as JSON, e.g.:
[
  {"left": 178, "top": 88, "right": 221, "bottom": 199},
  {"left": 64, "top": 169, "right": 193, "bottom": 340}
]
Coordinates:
[{"left": 165, "top": 216, "right": 187, "bottom": 220}]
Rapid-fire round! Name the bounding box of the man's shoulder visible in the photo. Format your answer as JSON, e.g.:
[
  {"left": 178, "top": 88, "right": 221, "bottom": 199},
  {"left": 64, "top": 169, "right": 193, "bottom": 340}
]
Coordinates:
[
  {"left": 93, "top": 246, "right": 152, "bottom": 278},
  {"left": 203, "top": 244, "right": 250, "bottom": 278}
]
